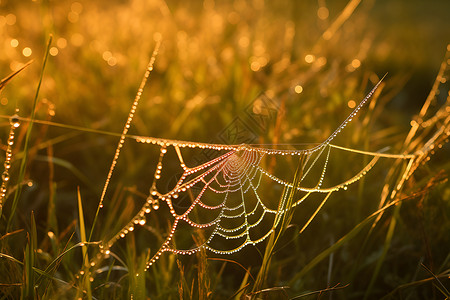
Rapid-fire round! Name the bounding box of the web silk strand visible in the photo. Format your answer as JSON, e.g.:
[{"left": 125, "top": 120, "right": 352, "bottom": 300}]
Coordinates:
[{"left": 99, "top": 40, "right": 161, "bottom": 209}]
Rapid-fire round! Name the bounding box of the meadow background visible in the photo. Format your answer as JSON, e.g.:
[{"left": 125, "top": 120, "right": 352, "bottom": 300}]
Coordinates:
[{"left": 0, "top": 0, "right": 449, "bottom": 299}]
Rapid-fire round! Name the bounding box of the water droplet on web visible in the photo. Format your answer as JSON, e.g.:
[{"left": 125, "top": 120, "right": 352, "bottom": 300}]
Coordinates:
[
  {"left": 9, "top": 114, "right": 20, "bottom": 128},
  {"left": 2, "top": 172, "right": 10, "bottom": 182}
]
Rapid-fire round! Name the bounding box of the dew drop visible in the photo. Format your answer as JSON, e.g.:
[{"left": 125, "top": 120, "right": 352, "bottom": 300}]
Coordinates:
[
  {"left": 10, "top": 114, "right": 20, "bottom": 128},
  {"left": 2, "top": 171, "right": 10, "bottom": 182},
  {"left": 152, "top": 200, "right": 160, "bottom": 210}
]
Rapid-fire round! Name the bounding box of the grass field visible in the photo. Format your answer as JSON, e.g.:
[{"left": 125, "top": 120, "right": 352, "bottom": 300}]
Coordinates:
[{"left": 0, "top": 0, "right": 449, "bottom": 299}]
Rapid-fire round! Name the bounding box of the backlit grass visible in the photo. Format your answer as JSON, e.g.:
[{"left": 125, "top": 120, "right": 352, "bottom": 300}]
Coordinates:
[{"left": 0, "top": 0, "right": 449, "bottom": 299}]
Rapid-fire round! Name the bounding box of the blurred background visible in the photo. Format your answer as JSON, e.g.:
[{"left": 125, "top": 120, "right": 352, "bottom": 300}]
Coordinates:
[{"left": 0, "top": 0, "right": 449, "bottom": 298}]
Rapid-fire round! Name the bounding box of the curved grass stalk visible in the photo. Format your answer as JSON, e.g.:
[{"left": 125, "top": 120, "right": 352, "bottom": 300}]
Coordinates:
[
  {"left": 90, "top": 40, "right": 161, "bottom": 242},
  {"left": 6, "top": 36, "right": 52, "bottom": 233}
]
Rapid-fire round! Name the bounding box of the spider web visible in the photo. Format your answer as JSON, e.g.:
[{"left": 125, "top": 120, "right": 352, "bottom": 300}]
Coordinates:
[
  {"left": 98, "top": 75, "right": 398, "bottom": 270},
  {"left": 92, "top": 45, "right": 449, "bottom": 272}
]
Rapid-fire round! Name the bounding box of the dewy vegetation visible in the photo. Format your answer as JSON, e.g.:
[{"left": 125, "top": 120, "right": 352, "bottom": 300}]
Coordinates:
[{"left": 0, "top": 0, "right": 449, "bottom": 299}]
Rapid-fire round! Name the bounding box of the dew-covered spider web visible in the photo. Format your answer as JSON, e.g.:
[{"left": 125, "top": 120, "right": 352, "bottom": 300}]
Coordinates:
[
  {"left": 91, "top": 43, "right": 449, "bottom": 272},
  {"left": 95, "top": 69, "right": 400, "bottom": 270}
]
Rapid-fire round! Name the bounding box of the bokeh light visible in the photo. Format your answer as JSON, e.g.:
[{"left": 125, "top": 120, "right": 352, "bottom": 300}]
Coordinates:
[
  {"left": 10, "top": 39, "right": 19, "bottom": 47},
  {"left": 294, "top": 85, "right": 303, "bottom": 94},
  {"left": 22, "top": 47, "right": 32, "bottom": 57},
  {"left": 347, "top": 100, "right": 356, "bottom": 108},
  {"left": 305, "top": 54, "right": 315, "bottom": 63},
  {"left": 49, "top": 47, "right": 59, "bottom": 56}
]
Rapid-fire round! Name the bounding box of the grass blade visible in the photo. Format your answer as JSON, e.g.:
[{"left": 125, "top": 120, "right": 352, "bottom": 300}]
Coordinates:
[
  {"left": 252, "top": 154, "right": 306, "bottom": 294},
  {"left": 289, "top": 199, "right": 403, "bottom": 285},
  {"left": 0, "top": 60, "right": 33, "bottom": 95},
  {"left": 364, "top": 202, "right": 400, "bottom": 299},
  {"left": 77, "top": 187, "right": 92, "bottom": 300},
  {"left": 21, "top": 212, "right": 37, "bottom": 300},
  {"left": 6, "top": 36, "right": 52, "bottom": 233}
]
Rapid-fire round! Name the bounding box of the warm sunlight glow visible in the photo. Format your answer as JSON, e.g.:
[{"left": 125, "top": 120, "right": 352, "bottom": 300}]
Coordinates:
[
  {"left": 68, "top": 11, "right": 79, "bottom": 23},
  {"left": 49, "top": 47, "right": 59, "bottom": 56},
  {"left": 317, "top": 7, "right": 329, "bottom": 20},
  {"left": 22, "top": 47, "right": 32, "bottom": 57},
  {"left": 250, "top": 60, "right": 261, "bottom": 71},
  {"left": 351, "top": 59, "right": 361, "bottom": 68},
  {"left": 0, "top": 1, "right": 448, "bottom": 298},
  {"left": 347, "top": 100, "right": 356, "bottom": 108},
  {"left": 238, "top": 36, "right": 249, "bottom": 48},
  {"left": 305, "top": 54, "right": 315, "bottom": 63},
  {"left": 107, "top": 57, "right": 117, "bottom": 66},
  {"left": 71, "top": 2, "right": 83, "bottom": 14},
  {"left": 57, "top": 37, "right": 67, "bottom": 49},
  {"left": 102, "top": 51, "right": 112, "bottom": 61},
  {"left": 10, "top": 39, "right": 18, "bottom": 47},
  {"left": 5, "top": 14, "right": 16, "bottom": 25}
]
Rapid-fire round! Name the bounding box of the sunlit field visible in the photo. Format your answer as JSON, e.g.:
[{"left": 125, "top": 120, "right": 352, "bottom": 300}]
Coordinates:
[{"left": 0, "top": 0, "right": 449, "bottom": 299}]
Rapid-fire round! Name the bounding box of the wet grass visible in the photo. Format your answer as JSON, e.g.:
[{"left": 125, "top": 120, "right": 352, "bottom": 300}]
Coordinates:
[{"left": 0, "top": 0, "right": 449, "bottom": 299}]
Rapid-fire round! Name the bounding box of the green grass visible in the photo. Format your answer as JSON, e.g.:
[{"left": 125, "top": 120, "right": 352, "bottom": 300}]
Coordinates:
[{"left": 0, "top": 0, "right": 449, "bottom": 299}]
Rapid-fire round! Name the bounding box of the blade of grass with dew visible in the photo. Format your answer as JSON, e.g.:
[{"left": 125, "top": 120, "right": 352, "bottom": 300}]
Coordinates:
[
  {"left": 380, "top": 271, "right": 450, "bottom": 300},
  {"left": 0, "top": 60, "right": 33, "bottom": 95},
  {"left": 289, "top": 197, "right": 406, "bottom": 285},
  {"left": 299, "top": 191, "right": 333, "bottom": 235},
  {"left": 421, "top": 263, "right": 450, "bottom": 298},
  {"left": 364, "top": 202, "right": 401, "bottom": 299},
  {"left": 21, "top": 212, "right": 37, "bottom": 300},
  {"left": 194, "top": 237, "right": 211, "bottom": 299},
  {"left": 46, "top": 182, "right": 58, "bottom": 236},
  {"left": 90, "top": 39, "right": 161, "bottom": 244},
  {"left": 135, "top": 255, "right": 148, "bottom": 300},
  {"left": 77, "top": 187, "right": 92, "bottom": 300},
  {"left": 347, "top": 157, "right": 413, "bottom": 285},
  {"left": 176, "top": 258, "right": 191, "bottom": 299},
  {"left": 209, "top": 259, "right": 227, "bottom": 295},
  {"left": 0, "top": 252, "right": 24, "bottom": 265},
  {"left": 252, "top": 153, "right": 306, "bottom": 294},
  {"left": 33, "top": 155, "right": 96, "bottom": 192},
  {"left": 99, "top": 259, "right": 115, "bottom": 300},
  {"left": 6, "top": 36, "right": 52, "bottom": 233},
  {"left": 234, "top": 270, "right": 250, "bottom": 300},
  {"left": 290, "top": 283, "right": 349, "bottom": 299},
  {"left": 126, "top": 233, "right": 138, "bottom": 299}
]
